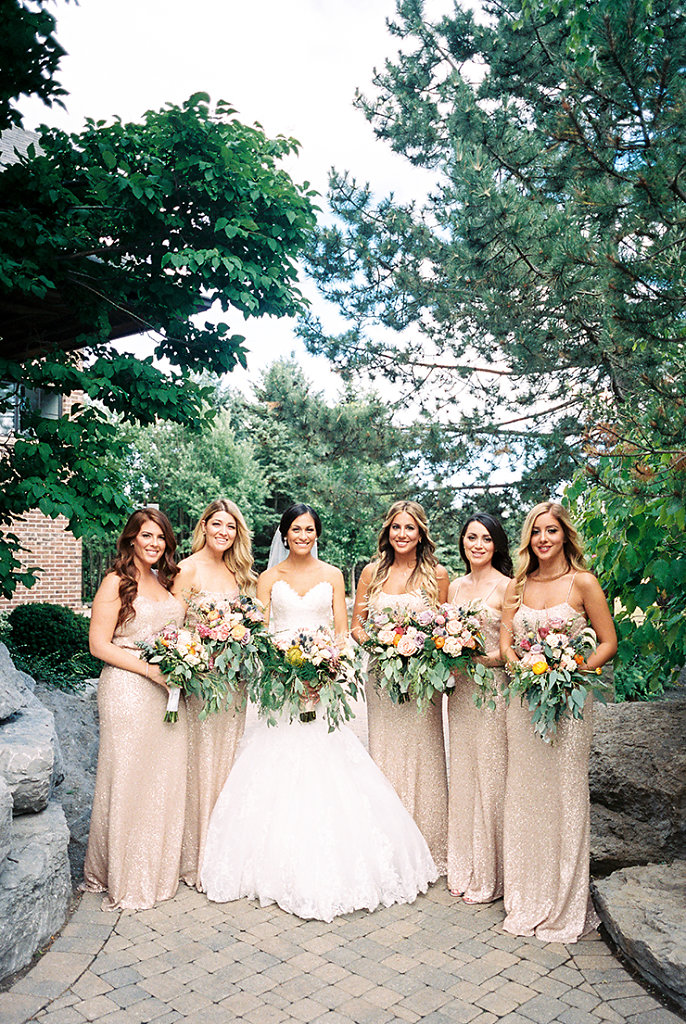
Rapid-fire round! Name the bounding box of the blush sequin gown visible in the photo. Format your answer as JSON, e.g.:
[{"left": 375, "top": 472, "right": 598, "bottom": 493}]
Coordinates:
[
  {"left": 502, "top": 581, "right": 600, "bottom": 942},
  {"left": 82, "top": 593, "right": 187, "bottom": 911},
  {"left": 201, "top": 580, "right": 438, "bottom": 921},
  {"left": 366, "top": 591, "right": 449, "bottom": 874},
  {"left": 180, "top": 588, "right": 247, "bottom": 891},
  {"left": 447, "top": 588, "right": 507, "bottom": 901}
]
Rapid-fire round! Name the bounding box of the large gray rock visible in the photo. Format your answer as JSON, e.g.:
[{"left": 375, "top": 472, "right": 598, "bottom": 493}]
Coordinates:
[
  {"left": 0, "top": 775, "right": 11, "bottom": 866},
  {"left": 590, "top": 691, "right": 686, "bottom": 871},
  {"left": 0, "top": 800, "right": 71, "bottom": 982},
  {"left": 592, "top": 862, "right": 686, "bottom": 1012},
  {"left": 34, "top": 680, "right": 99, "bottom": 879},
  {"left": 0, "top": 696, "right": 64, "bottom": 813}
]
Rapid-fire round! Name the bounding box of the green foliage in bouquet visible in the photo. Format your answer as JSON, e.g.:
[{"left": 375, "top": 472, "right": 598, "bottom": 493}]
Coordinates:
[{"left": 250, "top": 628, "right": 361, "bottom": 732}]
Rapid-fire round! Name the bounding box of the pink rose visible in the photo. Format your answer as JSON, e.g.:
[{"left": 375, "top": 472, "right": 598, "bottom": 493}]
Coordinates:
[
  {"left": 519, "top": 638, "right": 532, "bottom": 652},
  {"left": 416, "top": 609, "right": 435, "bottom": 627},
  {"left": 396, "top": 635, "right": 419, "bottom": 657},
  {"left": 538, "top": 625, "right": 550, "bottom": 639}
]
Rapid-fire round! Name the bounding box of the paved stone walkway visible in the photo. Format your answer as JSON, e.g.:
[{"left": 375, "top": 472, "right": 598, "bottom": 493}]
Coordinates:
[{"left": 2, "top": 881, "right": 683, "bottom": 1024}]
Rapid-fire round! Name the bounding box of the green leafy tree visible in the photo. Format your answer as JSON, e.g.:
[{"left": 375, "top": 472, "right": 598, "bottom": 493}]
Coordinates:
[
  {"left": 566, "top": 436, "right": 686, "bottom": 699},
  {"left": 0, "top": 88, "right": 316, "bottom": 597},
  {"left": 124, "top": 409, "right": 267, "bottom": 554},
  {"left": 229, "top": 359, "right": 416, "bottom": 587},
  {"left": 1, "top": 0, "right": 67, "bottom": 129},
  {"left": 302, "top": 0, "right": 686, "bottom": 508}
]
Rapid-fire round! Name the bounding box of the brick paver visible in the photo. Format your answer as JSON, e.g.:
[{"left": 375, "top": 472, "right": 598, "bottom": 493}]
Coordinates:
[{"left": 1, "top": 882, "right": 682, "bottom": 1024}]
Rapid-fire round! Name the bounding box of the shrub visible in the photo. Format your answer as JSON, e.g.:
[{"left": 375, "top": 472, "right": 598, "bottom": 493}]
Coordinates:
[
  {"left": 613, "top": 654, "right": 665, "bottom": 703},
  {"left": 7, "top": 603, "right": 101, "bottom": 689}
]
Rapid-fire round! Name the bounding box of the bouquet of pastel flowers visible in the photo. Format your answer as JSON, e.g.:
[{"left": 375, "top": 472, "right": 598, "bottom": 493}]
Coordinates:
[
  {"left": 137, "top": 594, "right": 268, "bottom": 722},
  {"left": 137, "top": 623, "right": 212, "bottom": 722},
  {"left": 506, "top": 616, "right": 608, "bottom": 741},
  {"left": 251, "top": 626, "right": 361, "bottom": 731},
  {"left": 363, "top": 602, "right": 491, "bottom": 711}
]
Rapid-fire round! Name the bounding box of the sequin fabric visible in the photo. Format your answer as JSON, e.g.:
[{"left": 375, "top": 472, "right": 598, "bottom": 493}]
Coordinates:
[
  {"left": 180, "top": 588, "right": 247, "bottom": 891},
  {"left": 82, "top": 593, "right": 187, "bottom": 911},
  {"left": 502, "top": 600, "right": 600, "bottom": 942},
  {"left": 447, "top": 599, "right": 507, "bottom": 901},
  {"left": 366, "top": 592, "right": 448, "bottom": 874}
]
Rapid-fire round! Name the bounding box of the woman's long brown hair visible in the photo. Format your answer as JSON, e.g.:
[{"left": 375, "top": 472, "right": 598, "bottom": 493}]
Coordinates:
[
  {"left": 366, "top": 500, "right": 440, "bottom": 607},
  {"left": 109, "top": 508, "right": 178, "bottom": 629}
]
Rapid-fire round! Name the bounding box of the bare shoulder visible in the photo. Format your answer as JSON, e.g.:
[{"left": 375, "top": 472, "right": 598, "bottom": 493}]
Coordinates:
[
  {"left": 95, "top": 571, "right": 121, "bottom": 602},
  {"left": 435, "top": 563, "right": 450, "bottom": 582},
  {"left": 318, "top": 561, "right": 345, "bottom": 586},
  {"left": 575, "top": 570, "right": 605, "bottom": 596},
  {"left": 257, "top": 566, "right": 279, "bottom": 590},
  {"left": 358, "top": 562, "right": 375, "bottom": 584},
  {"left": 495, "top": 573, "right": 511, "bottom": 595},
  {"left": 175, "top": 558, "right": 200, "bottom": 585}
]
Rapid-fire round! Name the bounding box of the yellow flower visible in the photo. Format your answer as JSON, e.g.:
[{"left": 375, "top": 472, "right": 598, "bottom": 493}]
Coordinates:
[
  {"left": 286, "top": 645, "right": 304, "bottom": 667},
  {"left": 532, "top": 660, "right": 548, "bottom": 675},
  {"left": 230, "top": 624, "right": 247, "bottom": 641}
]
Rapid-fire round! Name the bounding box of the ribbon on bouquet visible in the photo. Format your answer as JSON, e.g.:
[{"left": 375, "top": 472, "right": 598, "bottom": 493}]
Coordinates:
[{"left": 164, "top": 687, "right": 181, "bottom": 723}]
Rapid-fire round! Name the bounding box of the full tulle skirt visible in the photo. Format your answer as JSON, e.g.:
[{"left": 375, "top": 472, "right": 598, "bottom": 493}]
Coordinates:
[{"left": 201, "top": 714, "right": 438, "bottom": 922}]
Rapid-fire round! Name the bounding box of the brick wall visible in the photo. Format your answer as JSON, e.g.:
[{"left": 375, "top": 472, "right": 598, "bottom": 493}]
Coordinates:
[{"left": 0, "top": 511, "right": 83, "bottom": 612}]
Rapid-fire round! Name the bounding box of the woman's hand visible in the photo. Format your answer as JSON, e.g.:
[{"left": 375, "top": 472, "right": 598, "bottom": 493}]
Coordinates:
[{"left": 145, "top": 663, "right": 170, "bottom": 691}]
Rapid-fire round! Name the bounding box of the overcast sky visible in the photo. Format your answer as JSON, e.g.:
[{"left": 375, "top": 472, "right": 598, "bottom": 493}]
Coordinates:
[{"left": 20, "top": 0, "right": 443, "bottom": 396}]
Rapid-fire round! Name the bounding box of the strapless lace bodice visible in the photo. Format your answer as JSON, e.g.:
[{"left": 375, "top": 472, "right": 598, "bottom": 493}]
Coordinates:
[{"left": 270, "top": 580, "right": 333, "bottom": 635}]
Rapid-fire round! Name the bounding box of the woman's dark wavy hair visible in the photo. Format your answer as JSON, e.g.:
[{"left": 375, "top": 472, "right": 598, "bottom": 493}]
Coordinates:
[
  {"left": 459, "top": 512, "right": 513, "bottom": 577},
  {"left": 109, "top": 508, "right": 178, "bottom": 629},
  {"left": 279, "top": 503, "right": 322, "bottom": 545}
]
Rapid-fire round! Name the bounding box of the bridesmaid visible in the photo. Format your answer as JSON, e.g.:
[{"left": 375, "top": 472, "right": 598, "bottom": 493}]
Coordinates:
[
  {"left": 83, "top": 508, "right": 186, "bottom": 910},
  {"left": 352, "top": 500, "right": 450, "bottom": 872},
  {"left": 173, "top": 499, "right": 257, "bottom": 891},
  {"left": 500, "top": 500, "right": 617, "bottom": 942},
  {"left": 447, "top": 513, "right": 511, "bottom": 902}
]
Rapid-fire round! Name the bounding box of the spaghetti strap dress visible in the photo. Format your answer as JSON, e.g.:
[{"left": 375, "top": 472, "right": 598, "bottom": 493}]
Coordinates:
[
  {"left": 447, "top": 583, "right": 507, "bottom": 901},
  {"left": 502, "top": 574, "right": 600, "bottom": 942},
  {"left": 82, "top": 593, "right": 187, "bottom": 910},
  {"left": 180, "top": 588, "right": 247, "bottom": 890},
  {"left": 366, "top": 591, "right": 448, "bottom": 873}
]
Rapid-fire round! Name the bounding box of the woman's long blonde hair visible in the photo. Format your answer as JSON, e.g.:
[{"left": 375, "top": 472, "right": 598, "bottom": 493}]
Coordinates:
[
  {"left": 513, "top": 501, "right": 586, "bottom": 607},
  {"left": 191, "top": 499, "right": 257, "bottom": 594},
  {"left": 366, "top": 500, "right": 440, "bottom": 608}
]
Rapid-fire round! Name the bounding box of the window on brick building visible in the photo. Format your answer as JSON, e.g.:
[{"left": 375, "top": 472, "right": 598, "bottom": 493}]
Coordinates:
[{"left": 0, "top": 384, "right": 63, "bottom": 435}]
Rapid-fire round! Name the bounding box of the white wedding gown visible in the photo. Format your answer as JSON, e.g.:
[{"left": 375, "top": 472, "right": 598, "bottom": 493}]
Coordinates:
[{"left": 201, "top": 580, "right": 438, "bottom": 921}]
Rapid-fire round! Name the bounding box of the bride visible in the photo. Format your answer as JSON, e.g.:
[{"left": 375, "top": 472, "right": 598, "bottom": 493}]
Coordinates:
[{"left": 201, "top": 503, "right": 438, "bottom": 922}]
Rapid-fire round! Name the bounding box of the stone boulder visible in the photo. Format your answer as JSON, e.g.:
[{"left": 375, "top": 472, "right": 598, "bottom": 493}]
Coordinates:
[
  {"left": 0, "top": 800, "right": 72, "bottom": 981},
  {"left": 590, "top": 691, "right": 686, "bottom": 871},
  {"left": 592, "top": 862, "right": 686, "bottom": 1012},
  {"left": 34, "top": 680, "right": 99, "bottom": 879},
  {"left": 0, "top": 775, "right": 11, "bottom": 867},
  {"left": 0, "top": 694, "right": 64, "bottom": 813}
]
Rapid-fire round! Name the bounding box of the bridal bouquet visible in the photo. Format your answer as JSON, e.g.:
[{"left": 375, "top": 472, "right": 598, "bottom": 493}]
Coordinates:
[
  {"left": 363, "top": 603, "right": 489, "bottom": 711},
  {"left": 506, "top": 617, "right": 607, "bottom": 742},
  {"left": 252, "top": 627, "right": 361, "bottom": 731},
  {"left": 137, "top": 624, "right": 212, "bottom": 722}
]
